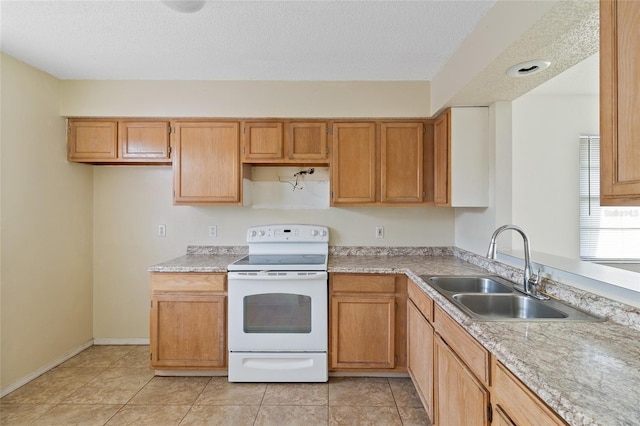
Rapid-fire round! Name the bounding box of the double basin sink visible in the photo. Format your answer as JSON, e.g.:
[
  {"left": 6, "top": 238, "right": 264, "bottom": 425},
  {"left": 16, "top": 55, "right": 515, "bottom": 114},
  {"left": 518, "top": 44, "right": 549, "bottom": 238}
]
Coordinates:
[{"left": 421, "top": 275, "right": 602, "bottom": 322}]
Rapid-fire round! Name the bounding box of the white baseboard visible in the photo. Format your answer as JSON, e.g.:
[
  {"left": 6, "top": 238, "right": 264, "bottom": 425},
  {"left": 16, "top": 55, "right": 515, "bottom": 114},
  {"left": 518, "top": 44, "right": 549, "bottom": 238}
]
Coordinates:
[
  {"left": 154, "top": 370, "right": 227, "bottom": 377},
  {"left": 329, "top": 371, "right": 410, "bottom": 378},
  {"left": 1, "top": 339, "right": 94, "bottom": 398},
  {"left": 92, "top": 338, "right": 150, "bottom": 345}
]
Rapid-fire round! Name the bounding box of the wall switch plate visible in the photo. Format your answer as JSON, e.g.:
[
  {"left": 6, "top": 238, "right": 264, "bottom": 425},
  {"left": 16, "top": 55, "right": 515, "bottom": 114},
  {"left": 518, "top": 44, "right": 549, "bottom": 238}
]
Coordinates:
[
  {"left": 158, "top": 224, "right": 166, "bottom": 237},
  {"left": 375, "top": 226, "right": 384, "bottom": 239},
  {"left": 208, "top": 225, "right": 217, "bottom": 238}
]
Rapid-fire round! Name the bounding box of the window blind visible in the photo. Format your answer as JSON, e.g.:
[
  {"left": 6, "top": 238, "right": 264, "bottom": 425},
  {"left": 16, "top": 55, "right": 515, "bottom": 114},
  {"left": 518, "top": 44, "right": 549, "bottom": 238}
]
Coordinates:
[{"left": 579, "top": 136, "right": 640, "bottom": 261}]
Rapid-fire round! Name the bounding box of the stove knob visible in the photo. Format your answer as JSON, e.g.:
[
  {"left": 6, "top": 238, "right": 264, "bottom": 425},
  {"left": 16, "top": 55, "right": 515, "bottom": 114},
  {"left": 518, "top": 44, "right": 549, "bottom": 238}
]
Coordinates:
[
  {"left": 311, "top": 229, "right": 319, "bottom": 237},
  {"left": 258, "top": 230, "right": 266, "bottom": 237},
  {"left": 320, "top": 230, "right": 327, "bottom": 237},
  {"left": 250, "top": 230, "right": 257, "bottom": 237}
]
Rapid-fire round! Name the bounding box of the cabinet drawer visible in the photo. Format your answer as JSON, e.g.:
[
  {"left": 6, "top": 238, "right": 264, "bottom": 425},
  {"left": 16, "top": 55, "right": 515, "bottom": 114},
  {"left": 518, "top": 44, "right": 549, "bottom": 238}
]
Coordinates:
[
  {"left": 493, "top": 361, "right": 567, "bottom": 426},
  {"left": 408, "top": 279, "right": 433, "bottom": 323},
  {"left": 331, "top": 274, "right": 396, "bottom": 293},
  {"left": 150, "top": 273, "right": 226, "bottom": 293},
  {"left": 434, "top": 305, "right": 490, "bottom": 386}
]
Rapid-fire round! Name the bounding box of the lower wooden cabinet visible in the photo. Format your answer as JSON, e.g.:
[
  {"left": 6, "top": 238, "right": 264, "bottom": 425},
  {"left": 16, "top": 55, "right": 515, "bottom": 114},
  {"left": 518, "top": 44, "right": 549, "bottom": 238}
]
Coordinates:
[
  {"left": 407, "top": 298, "right": 434, "bottom": 420},
  {"left": 149, "top": 273, "right": 227, "bottom": 370},
  {"left": 492, "top": 359, "right": 568, "bottom": 426},
  {"left": 494, "top": 405, "right": 517, "bottom": 426},
  {"left": 434, "top": 334, "right": 489, "bottom": 426},
  {"left": 329, "top": 273, "right": 407, "bottom": 371},
  {"left": 406, "top": 282, "right": 568, "bottom": 426}
]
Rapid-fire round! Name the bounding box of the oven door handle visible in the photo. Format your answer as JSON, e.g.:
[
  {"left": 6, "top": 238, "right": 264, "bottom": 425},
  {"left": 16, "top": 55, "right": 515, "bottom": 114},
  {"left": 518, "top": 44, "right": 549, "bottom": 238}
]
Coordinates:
[{"left": 228, "top": 271, "right": 327, "bottom": 280}]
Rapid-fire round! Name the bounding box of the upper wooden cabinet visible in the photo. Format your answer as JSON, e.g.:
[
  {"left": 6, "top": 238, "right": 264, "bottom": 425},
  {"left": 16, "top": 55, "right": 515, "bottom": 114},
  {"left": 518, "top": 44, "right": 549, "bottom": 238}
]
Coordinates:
[
  {"left": 600, "top": 0, "right": 640, "bottom": 205},
  {"left": 287, "top": 122, "right": 329, "bottom": 161},
  {"left": 381, "top": 122, "right": 424, "bottom": 203},
  {"left": 68, "top": 119, "right": 118, "bottom": 162},
  {"left": 241, "top": 121, "right": 284, "bottom": 161},
  {"left": 331, "top": 121, "right": 428, "bottom": 206},
  {"left": 433, "top": 111, "right": 450, "bottom": 206},
  {"left": 119, "top": 120, "right": 171, "bottom": 161},
  {"left": 172, "top": 121, "right": 242, "bottom": 205},
  {"left": 68, "top": 118, "right": 171, "bottom": 164},
  {"left": 331, "top": 122, "right": 377, "bottom": 204},
  {"left": 432, "top": 108, "right": 489, "bottom": 207},
  {"left": 241, "top": 120, "right": 329, "bottom": 163}
]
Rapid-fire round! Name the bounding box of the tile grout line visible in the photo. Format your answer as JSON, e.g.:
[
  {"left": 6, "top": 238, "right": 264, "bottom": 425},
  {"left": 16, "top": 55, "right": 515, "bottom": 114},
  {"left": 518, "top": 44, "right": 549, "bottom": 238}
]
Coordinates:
[
  {"left": 98, "top": 345, "right": 140, "bottom": 425},
  {"left": 176, "top": 376, "right": 213, "bottom": 426}
]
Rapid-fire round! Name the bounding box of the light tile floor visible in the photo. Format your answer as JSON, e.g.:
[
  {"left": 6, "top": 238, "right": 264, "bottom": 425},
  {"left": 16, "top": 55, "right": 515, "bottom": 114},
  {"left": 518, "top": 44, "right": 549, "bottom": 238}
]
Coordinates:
[{"left": 1, "top": 345, "right": 432, "bottom": 425}]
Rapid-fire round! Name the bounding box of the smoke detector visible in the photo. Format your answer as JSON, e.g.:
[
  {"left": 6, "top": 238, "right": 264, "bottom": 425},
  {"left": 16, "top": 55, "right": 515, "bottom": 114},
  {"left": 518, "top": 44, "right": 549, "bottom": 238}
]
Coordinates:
[{"left": 507, "top": 60, "right": 551, "bottom": 77}]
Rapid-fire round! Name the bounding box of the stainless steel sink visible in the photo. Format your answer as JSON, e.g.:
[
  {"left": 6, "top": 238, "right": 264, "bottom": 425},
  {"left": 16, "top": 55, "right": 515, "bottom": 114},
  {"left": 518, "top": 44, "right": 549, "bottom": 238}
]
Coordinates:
[
  {"left": 427, "top": 276, "right": 514, "bottom": 294},
  {"left": 421, "top": 275, "right": 603, "bottom": 322},
  {"left": 453, "top": 294, "right": 568, "bottom": 320}
]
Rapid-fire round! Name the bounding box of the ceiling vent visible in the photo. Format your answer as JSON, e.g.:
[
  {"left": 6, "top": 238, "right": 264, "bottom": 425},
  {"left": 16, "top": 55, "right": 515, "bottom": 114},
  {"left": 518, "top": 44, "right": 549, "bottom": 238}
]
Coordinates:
[{"left": 507, "top": 60, "right": 551, "bottom": 77}]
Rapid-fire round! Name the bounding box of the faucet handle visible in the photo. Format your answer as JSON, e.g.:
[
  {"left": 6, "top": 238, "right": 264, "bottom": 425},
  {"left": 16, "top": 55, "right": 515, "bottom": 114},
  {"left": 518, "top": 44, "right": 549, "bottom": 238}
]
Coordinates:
[
  {"left": 528, "top": 268, "right": 549, "bottom": 300},
  {"left": 531, "top": 268, "right": 542, "bottom": 285}
]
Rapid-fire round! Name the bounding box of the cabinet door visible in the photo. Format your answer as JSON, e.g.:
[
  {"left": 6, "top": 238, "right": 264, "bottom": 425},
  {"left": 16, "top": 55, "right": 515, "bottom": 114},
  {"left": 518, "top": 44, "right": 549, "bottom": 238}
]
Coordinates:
[
  {"left": 434, "top": 334, "right": 488, "bottom": 426},
  {"left": 119, "top": 120, "right": 171, "bottom": 161},
  {"left": 68, "top": 119, "right": 118, "bottom": 162},
  {"left": 331, "top": 122, "right": 377, "bottom": 205},
  {"left": 330, "top": 295, "right": 395, "bottom": 369},
  {"left": 242, "top": 121, "right": 283, "bottom": 162},
  {"left": 287, "top": 122, "right": 329, "bottom": 161},
  {"left": 600, "top": 0, "right": 640, "bottom": 205},
  {"left": 172, "top": 121, "right": 240, "bottom": 205},
  {"left": 407, "top": 300, "right": 434, "bottom": 421},
  {"left": 381, "top": 122, "right": 424, "bottom": 203},
  {"left": 150, "top": 293, "right": 226, "bottom": 369},
  {"left": 494, "top": 406, "right": 517, "bottom": 426},
  {"left": 433, "top": 111, "right": 450, "bottom": 206},
  {"left": 492, "top": 360, "right": 567, "bottom": 426}
]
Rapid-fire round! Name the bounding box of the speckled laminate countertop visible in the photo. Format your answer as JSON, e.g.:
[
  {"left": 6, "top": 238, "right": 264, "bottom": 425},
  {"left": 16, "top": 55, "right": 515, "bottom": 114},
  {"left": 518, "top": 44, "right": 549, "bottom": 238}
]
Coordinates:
[{"left": 149, "top": 246, "right": 640, "bottom": 426}]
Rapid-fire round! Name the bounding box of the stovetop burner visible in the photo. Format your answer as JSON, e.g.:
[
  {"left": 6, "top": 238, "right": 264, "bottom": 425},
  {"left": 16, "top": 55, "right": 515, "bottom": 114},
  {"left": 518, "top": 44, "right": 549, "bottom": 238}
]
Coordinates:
[
  {"left": 232, "top": 254, "right": 326, "bottom": 266},
  {"left": 227, "top": 224, "right": 329, "bottom": 272}
]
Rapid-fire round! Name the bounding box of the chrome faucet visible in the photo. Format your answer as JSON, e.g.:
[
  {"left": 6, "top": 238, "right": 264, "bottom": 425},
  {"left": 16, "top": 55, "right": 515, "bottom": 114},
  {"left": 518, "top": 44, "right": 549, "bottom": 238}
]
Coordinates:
[{"left": 486, "top": 225, "right": 548, "bottom": 300}]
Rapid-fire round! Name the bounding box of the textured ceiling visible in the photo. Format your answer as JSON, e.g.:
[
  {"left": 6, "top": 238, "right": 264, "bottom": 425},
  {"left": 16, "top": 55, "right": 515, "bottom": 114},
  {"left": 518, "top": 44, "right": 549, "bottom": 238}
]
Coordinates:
[
  {"left": 0, "top": 0, "right": 495, "bottom": 81},
  {"left": 449, "top": 0, "right": 599, "bottom": 106}
]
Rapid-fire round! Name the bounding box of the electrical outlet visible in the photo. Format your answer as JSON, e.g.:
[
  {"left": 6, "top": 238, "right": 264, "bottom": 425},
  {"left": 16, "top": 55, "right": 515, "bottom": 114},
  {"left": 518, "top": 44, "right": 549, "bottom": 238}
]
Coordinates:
[
  {"left": 375, "top": 226, "right": 384, "bottom": 239},
  {"left": 208, "top": 225, "right": 217, "bottom": 238},
  {"left": 158, "top": 224, "right": 166, "bottom": 237}
]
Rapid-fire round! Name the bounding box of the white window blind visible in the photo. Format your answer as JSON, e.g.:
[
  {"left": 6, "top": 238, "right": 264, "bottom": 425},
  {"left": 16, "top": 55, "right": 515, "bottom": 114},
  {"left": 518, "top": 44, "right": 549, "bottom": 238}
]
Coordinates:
[{"left": 579, "top": 136, "right": 640, "bottom": 261}]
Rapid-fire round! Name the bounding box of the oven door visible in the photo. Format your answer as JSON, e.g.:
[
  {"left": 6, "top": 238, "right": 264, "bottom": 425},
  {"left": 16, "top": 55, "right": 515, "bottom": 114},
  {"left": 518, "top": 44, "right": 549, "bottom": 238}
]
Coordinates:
[{"left": 227, "top": 271, "right": 328, "bottom": 352}]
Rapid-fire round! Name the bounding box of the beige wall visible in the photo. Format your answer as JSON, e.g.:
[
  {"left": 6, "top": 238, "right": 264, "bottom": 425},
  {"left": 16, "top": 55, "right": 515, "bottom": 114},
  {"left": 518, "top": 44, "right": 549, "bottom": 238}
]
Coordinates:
[
  {"left": 511, "top": 93, "right": 599, "bottom": 258},
  {"left": 93, "top": 167, "right": 454, "bottom": 338},
  {"left": 60, "top": 80, "right": 430, "bottom": 118},
  {"left": 57, "top": 79, "right": 455, "bottom": 339},
  {"left": 0, "top": 54, "right": 94, "bottom": 390}
]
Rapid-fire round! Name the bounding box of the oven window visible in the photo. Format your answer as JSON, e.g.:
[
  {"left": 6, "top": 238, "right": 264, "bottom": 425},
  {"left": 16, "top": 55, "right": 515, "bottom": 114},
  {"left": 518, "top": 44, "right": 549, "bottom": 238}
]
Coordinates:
[{"left": 243, "top": 293, "right": 312, "bottom": 333}]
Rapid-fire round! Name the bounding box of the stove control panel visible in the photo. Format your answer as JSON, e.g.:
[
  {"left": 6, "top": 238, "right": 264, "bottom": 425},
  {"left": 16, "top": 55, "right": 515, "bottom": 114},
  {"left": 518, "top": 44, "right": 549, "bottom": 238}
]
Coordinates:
[{"left": 246, "top": 224, "right": 329, "bottom": 243}]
